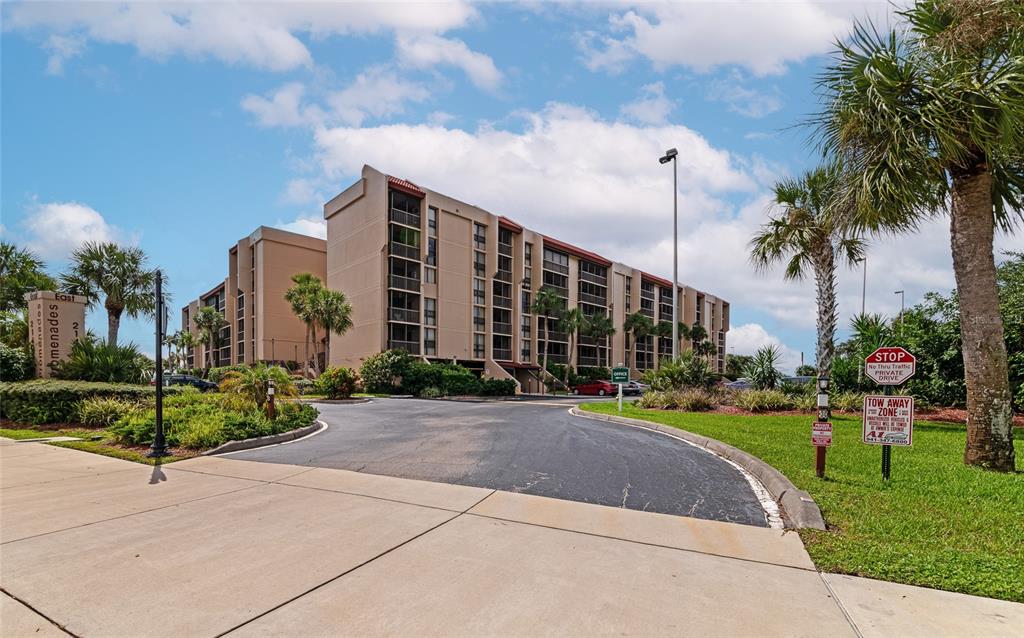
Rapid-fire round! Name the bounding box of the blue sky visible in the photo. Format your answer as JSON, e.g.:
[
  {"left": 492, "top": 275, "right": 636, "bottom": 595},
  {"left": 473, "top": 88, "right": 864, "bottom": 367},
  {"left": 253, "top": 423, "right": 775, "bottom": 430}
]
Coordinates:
[{"left": 3, "top": 1, "right": 1019, "bottom": 372}]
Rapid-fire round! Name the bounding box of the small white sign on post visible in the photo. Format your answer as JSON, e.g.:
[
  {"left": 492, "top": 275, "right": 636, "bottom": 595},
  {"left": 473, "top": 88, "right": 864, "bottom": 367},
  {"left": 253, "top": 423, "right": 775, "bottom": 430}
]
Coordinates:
[{"left": 862, "top": 395, "right": 914, "bottom": 446}]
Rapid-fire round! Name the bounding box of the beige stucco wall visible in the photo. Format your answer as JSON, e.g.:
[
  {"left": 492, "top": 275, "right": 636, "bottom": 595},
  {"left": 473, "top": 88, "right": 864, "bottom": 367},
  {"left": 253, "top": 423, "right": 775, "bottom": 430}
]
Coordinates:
[{"left": 26, "top": 291, "right": 87, "bottom": 378}]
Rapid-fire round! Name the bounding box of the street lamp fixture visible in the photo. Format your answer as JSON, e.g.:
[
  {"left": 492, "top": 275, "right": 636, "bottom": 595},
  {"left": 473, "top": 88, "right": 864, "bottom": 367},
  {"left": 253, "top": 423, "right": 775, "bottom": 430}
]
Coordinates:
[{"left": 659, "top": 147, "right": 679, "bottom": 361}]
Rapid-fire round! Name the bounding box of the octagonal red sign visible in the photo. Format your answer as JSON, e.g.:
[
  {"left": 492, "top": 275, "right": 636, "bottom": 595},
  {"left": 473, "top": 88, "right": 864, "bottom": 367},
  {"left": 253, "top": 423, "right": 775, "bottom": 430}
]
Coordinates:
[{"left": 864, "top": 347, "right": 916, "bottom": 385}]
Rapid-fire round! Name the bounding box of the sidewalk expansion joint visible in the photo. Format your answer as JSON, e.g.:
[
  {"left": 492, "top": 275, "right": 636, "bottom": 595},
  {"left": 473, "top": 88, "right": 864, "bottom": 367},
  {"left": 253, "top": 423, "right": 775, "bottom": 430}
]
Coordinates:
[
  {"left": 0, "top": 482, "right": 264, "bottom": 546},
  {"left": 463, "top": 511, "right": 817, "bottom": 575},
  {"left": 817, "top": 572, "right": 865, "bottom": 638},
  {"left": 2, "top": 587, "right": 79, "bottom": 637}
]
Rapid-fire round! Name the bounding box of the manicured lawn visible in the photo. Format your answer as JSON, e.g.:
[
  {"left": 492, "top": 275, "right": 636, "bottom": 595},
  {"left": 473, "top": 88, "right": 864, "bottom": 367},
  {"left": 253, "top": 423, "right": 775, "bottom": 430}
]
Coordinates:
[
  {"left": 1, "top": 427, "right": 194, "bottom": 465},
  {"left": 580, "top": 402, "right": 1024, "bottom": 602}
]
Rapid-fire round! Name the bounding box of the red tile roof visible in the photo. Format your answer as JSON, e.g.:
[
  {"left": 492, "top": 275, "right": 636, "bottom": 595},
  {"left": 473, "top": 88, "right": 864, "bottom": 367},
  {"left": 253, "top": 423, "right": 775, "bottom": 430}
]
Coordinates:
[
  {"left": 498, "top": 216, "right": 523, "bottom": 233},
  {"left": 541, "top": 235, "right": 612, "bottom": 267},
  {"left": 387, "top": 175, "right": 425, "bottom": 198},
  {"left": 641, "top": 271, "right": 673, "bottom": 289}
]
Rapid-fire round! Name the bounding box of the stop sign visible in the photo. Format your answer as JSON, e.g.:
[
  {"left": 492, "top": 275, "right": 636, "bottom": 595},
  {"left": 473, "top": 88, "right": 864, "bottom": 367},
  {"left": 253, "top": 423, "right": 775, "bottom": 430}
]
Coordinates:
[{"left": 864, "top": 347, "right": 916, "bottom": 385}]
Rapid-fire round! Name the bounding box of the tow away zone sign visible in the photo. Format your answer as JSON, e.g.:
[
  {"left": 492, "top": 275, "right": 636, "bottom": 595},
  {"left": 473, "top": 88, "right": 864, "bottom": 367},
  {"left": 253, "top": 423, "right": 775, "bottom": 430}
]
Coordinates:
[{"left": 862, "top": 395, "right": 914, "bottom": 446}]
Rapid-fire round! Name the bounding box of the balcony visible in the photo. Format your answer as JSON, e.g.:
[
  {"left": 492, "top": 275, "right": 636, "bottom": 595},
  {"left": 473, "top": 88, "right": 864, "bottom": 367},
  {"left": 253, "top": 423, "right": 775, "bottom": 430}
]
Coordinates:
[
  {"left": 577, "top": 355, "right": 601, "bottom": 368},
  {"left": 579, "top": 291, "right": 607, "bottom": 307},
  {"left": 389, "top": 308, "right": 420, "bottom": 324},
  {"left": 389, "top": 241, "right": 421, "bottom": 261},
  {"left": 493, "top": 348, "right": 513, "bottom": 361},
  {"left": 579, "top": 270, "right": 607, "bottom": 286},
  {"left": 389, "top": 274, "right": 420, "bottom": 292},
  {"left": 492, "top": 322, "right": 513, "bottom": 336},
  {"left": 390, "top": 208, "right": 421, "bottom": 229},
  {"left": 389, "top": 340, "right": 421, "bottom": 355},
  {"left": 543, "top": 261, "right": 569, "bottom": 276},
  {"left": 494, "top": 270, "right": 512, "bottom": 283},
  {"left": 493, "top": 295, "right": 513, "bottom": 310}
]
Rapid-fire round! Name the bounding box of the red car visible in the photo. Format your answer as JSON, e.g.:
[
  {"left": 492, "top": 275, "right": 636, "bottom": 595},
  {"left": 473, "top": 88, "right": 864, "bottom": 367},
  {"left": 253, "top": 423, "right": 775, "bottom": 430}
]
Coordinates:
[{"left": 572, "top": 380, "right": 618, "bottom": 396}]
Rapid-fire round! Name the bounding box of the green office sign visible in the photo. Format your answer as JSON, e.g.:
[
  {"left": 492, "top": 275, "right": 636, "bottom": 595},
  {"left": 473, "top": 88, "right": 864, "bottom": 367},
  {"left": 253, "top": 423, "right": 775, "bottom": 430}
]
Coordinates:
[{"left": 611, "top": 367, "right": 629, "bottom": 383}]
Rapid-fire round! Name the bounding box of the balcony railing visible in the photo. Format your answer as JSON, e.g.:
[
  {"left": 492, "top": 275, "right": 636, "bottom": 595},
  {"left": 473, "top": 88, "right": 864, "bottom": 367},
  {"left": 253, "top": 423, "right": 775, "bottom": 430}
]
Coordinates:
[
  {"left": 389, "top": 340, "right": 421, "bottom": 355},
  {"left": 543, "top": 261, "right": 569, "bottom": 276},
  {"left": 390, "top": 208, "right": 421, "bottom": 228},
  {"left": 577, "top": 355, "right": 601, "bottom": 368},
  {"left": 493, "top": 348, "right": 513, "bottom": 361},
  {"left": 492, "top": 322, "right": 513, "bottom": 336},
  {"left": 389, "top": 274, "right": 420, "bottom": 292},
  {"left": 493, "top": 295, "right": 513, "bottom": 310},
  {"left": 389, "top": 308, "right": 420, "bottom": 324},
  {"left": 541, "top": 330, "right": 568, "bottom": 343},
  {"left": 579, "top": 291, "right": 607, "bottom": 307},
  {"left": 494, "top": 270, "right": 512, "bottom": 283},
  {"left": 389, "top": 241, "right": 421, "bottom": 261},
  {"left": 498, "top": 242, "right": 513, "bottom": 257},
  {"left": 579, "top": 270, "right": 607, "bottom": 286}
]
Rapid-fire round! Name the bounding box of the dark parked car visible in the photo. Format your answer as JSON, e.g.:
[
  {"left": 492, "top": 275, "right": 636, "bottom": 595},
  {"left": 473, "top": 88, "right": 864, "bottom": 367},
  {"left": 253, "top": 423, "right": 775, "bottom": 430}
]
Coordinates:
[
  {"left": 155, "top": 374, "right": 219, "bottom": 392},
  {"left": 572, "top": 380, "right": 618, "bottom": 396}
]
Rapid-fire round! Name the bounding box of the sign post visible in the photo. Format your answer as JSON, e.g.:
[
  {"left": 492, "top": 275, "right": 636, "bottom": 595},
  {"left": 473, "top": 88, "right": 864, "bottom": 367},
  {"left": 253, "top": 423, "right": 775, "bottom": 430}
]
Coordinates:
[
  {"left": 813, "top": 376, "right": 831, "bottom": 478},
  {"left": 611, "top": 365, "right": 629, "bottom": 414},
  {"left": 863, "top": 347, "right": 916, "bottom": 481}
]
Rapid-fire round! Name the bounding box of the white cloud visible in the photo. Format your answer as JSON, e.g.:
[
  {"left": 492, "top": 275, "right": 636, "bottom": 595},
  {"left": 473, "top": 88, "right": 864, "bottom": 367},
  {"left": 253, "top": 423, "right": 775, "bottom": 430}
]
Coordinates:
[
  {"left": 577, "top": 1, "right": 889, "bottom": 76},
  {"left": 728, "top": 323, "right": 805, "bottom": 374},
  {"left": 280, "top": 178, "right": 327, "bottom": 206},
  {"left": 619, "top": 81, "right": 675, "bottom": 125},
  {"left": 274, "top": 214, "right": 326, "bottom": 240},
  {"left": 241, "top": 82, "right": 325, "bottom": 128},
  {"left": 242, "top": 68, "right": 430, "bottom": 129},
  {"left": 43, "top": 33, "right": 85, "bottom": 75},
  {"left": 706, "top": 73, "right": 782, "bottom": 118},
  {"left": 21, "top": 200, "right": 123, "bottom": 258},
  {"left": 427, "top": 110, "right": 456, "bottom": 126},
  {"left": 395, "top": 33, "right": 502, "bottom": 91},
  {"left": 7, "top": 2, "right": 479, "bottom": 72}
]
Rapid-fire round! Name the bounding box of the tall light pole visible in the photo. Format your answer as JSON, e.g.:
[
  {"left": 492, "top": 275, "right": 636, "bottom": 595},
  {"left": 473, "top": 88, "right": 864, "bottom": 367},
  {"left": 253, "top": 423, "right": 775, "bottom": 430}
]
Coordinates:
[
  {"left": 861, "top": 257, "right": 867, "bottom": 316},
  {"left": 894, "top": 290, "right": 905, "bottom": 337},
  {"left": 659, "top": 147, "right": 679, "bottom": 361}
]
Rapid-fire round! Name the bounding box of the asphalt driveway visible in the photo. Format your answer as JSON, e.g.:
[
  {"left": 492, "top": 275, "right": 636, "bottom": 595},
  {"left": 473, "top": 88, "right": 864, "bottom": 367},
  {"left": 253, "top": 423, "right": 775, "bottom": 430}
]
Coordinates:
[{"left": 231, "top": 398, "right": 769, "bottom": 527}]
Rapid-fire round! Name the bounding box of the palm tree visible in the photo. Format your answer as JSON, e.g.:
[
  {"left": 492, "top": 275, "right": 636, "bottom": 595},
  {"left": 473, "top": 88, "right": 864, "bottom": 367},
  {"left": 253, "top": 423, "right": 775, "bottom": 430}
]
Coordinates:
[
  {"left": 220, "top": 363, "right": 296, "bottom": 409},
  {"left": 623, "top": 311, "right": 653, "bottom": 372},
  {"left": 284, "top": 272, "right": 322, "bottom": 378},
  {"left": 60, "top": 242, "right": 157, "bottom": 346},
  {"left": 582, "top": 313, "right": 616, "bottom": 368},
  {"left": 193, "top": 306, "right": 226, "bottom": 369},
  {"left": 677, "top": 321, "right": 692, "bottom": 357},
  {"left": 816, "top": 1, "right": 1022, "bottom": 470},
  {"left": 319, "top": 288, "right": 353, "bottom": 368},
  {"left": 530, "top": 286, "right": 563, "bottom": 393},
  {"left": 559, "top": 307, "right": 584, "bottom": 385},
  {"left": 749, "top": 165, "right": 865, "bottom": 380},
  {"left": 178, "top": 330, "right": 196, "bottom": 371},
  {"left": 654, "top": 320, "right": 673, "bottom": 364},
  {"left": 0, "top": 241, "right": 57, "bottom": 312}
]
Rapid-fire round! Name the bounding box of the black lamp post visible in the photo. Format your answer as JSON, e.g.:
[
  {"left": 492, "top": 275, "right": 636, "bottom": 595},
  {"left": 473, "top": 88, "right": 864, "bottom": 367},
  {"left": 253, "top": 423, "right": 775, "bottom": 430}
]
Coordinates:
[{"left": 148, "top": 269, "right": 168, "bottom": 458}]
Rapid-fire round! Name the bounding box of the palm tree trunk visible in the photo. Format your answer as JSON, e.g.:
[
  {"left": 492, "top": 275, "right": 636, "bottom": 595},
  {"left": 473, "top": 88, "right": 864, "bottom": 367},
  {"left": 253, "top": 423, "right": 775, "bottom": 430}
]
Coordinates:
[
  {"left": 541, "top": 319, "right": 549, "bottom": 395},
  {"left": 950, "top": 167, "right": 1015, "bottom": 471},
  {"left": 311, "top": 325, "right": 321, "bottom": 376},
  {"left": 631, "top": 332, "right": 637, "bottom": 373},
  {"left": 106, "top": 310, "right": 121, "bottom": 347},
  {"left": 813, "top": 243, "right": 837, "bottom": 378},
  {"left": 304, "top": 324, "right": 311, "bottom": 379}
]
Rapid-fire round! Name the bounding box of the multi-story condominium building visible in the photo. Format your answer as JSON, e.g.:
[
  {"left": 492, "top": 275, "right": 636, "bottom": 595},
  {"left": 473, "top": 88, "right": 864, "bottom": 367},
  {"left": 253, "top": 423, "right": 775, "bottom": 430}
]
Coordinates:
[
  {"left": 325, "top": 165, "right": 729, "bottom": 392},
  {"left": 181, "top": 226, "right": 326, "bottom": 369}
]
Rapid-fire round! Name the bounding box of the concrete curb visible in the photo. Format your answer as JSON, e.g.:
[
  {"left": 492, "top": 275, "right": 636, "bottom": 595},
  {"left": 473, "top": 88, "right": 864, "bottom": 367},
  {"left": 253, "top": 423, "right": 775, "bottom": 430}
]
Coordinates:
[
  {"left": 203, "top": 421, "right": 325, "bottom": 456},
  {"left": 569, "top": 407, "right": 826, "bottom": 530},
  {"left": 301, "top": 397, "right": 371, "bottom": 405}
]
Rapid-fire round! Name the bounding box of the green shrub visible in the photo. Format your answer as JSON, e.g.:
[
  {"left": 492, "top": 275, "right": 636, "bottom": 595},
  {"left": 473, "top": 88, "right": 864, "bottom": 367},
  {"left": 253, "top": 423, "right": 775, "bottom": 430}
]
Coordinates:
[
  {"left": 732, "top": 389, "right": 794, "bottom": 412},
  {"left": 642, "top": 351, "right": 713, "bottom": 391},
  {"left": 316, "top": 366, "right": 359, "bottom": 399},
  {"left": 480, "top": 378, "right": 517, "bottom": 396},
  {"left": 50, "top": 337, "right": 153, "bottom": 384},
  {"left": 575, "top": 366, "right": 610, "bottom": 382},
  {"left": 360, "top": 349, "right": 411, "bottom": 393},
  {"left": 637, "top": 388, "right": 717, "bottom": 411},
  {"left": 439, "top": 364, "right": 481, "bottom": 395},
  {"left": 77, "top": 396, "right": 142, "bottom": 427},
  {"left": 176, "top": 412, "right": 227, "bottom": 449},
  {"left": 207, "top": 365, "right": 249, "bottom": 383},
  {"left": 294, "top": 378, "right": 316, "bottom": 395},
  {"left": 274, "top": 402, "right": 319, "bottom": 432},
  {"left": 419, "top": 385, "right": 443, "bottom": 398},
  {"left": 220, "top": 364, "right": 296, "bottom": 408},
  {"left": 832, "top": 391, "right": 865, "bottom": 413},
  {"left": 0, "top": 379, "right": 181, "bottom": 425},
  {"left": 744, "top": 346, "right": 782, "bottom": 390},
  {"left": 0, "top": 343, "right": 33, "bottom": 381},
  {"left": 222, "top": 411, "right": 274, "bottom": 441},
  {"left": 400, "top": 360, "right": 443, "bottom": 396}
]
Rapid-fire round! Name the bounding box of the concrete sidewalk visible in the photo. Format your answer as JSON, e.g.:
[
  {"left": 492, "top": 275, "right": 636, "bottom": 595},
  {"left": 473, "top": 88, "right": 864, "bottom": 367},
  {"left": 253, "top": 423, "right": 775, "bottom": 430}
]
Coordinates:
[{"left": 2, "top": 439, "right": 1021, "bottom": 637}]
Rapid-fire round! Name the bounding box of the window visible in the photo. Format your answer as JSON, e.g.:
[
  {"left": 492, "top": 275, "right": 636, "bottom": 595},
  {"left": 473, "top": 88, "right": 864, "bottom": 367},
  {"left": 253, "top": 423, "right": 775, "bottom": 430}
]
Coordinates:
[
  {"left": 424, "top": 328, "right": 436, "bottom": 356},
  {"left": 524, "top": 242, "right": 533, "bottom": 287},
  {"left": 389, "top": 190, "right": 421, "bottom": 228},
  {"left": 473, "top": 223, "right": 487, "bottom": 250},
  {"left": 388, "top": 323, "right": 420, "bottom": 355},
  {"left": 474, "top": 250, "right": 486, "bottom": 277},
  {"left": 521, "top": 290, "right": 531, "bottom": 314},
  {"left": 473, "top": 306, "right": 486, "bottom": 332},
  {"left": 473, "top": 278, "right": 486, "bottom": 305},
  {"left": 426, "top": 237, "right": 437, "bottom": 266},
  {"left": 424, "top": 298, "right": 436, "bottom": 326},
  {"left": 542, "top": 248, "right": 569, "bottom": 274},
  {"left": 520, "top": 315, "right": 532, "bottom": 362},
  {"left": 427, "top": 206, "right": 438, "bottom": 236},
  {"left": 473, "top": 333, "right": 485, "bottom": 359},
  {"left": 424, "top": 267, "right": 436, "bottom": 284},
  {"left": 493, "top": 335, "right": 512, "bottom": 361},
  {"left": 625, "top": 276, "right": 632, "bottom": 313}
]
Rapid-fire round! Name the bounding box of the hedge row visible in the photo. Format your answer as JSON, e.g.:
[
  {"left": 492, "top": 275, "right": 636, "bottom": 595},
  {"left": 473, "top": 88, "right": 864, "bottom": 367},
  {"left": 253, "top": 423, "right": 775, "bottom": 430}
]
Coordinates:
[{"left": 0, "top": 379, "right": 181, "bottom": 425}]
